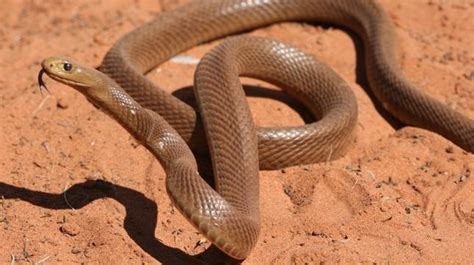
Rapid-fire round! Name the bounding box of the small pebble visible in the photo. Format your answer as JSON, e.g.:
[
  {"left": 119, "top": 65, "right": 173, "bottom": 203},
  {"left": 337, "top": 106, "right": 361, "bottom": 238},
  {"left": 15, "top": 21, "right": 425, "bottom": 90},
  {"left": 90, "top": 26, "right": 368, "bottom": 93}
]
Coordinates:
[
  {"left": 463, "top": 71, "right": 474, "bottom": 80},
  {"left": 56, "top": 98, "right": 68, "bottom": 109},
  {"left": 71, "top": 246, "right": 82, "bottom": 254},
  {"left": 60, "top": 223, "right": 80, "bottom": 236},
  {"left": 445, "top": 146, "right": 454, "bottom": 153}
]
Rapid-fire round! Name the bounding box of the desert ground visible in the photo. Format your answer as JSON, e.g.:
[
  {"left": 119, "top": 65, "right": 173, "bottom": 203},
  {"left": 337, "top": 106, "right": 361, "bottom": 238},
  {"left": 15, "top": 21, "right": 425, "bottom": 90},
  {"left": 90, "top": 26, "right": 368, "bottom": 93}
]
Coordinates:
[{"left": 0, "top": 0, "right": 473, "bottom": 264}]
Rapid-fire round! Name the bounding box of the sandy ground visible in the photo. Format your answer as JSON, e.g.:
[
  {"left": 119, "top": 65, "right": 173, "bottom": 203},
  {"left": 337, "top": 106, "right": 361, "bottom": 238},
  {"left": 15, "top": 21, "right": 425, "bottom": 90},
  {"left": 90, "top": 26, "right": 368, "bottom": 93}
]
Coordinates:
[{"left": 1, "top": 0, "right": 473, "bottom": 264}]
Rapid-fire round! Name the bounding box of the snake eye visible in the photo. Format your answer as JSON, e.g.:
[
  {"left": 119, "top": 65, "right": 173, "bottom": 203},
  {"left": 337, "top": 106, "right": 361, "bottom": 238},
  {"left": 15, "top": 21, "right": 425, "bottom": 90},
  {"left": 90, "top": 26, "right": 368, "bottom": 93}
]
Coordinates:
[{"left": 63, "top": 63, "right": 72, "bottom": 72}]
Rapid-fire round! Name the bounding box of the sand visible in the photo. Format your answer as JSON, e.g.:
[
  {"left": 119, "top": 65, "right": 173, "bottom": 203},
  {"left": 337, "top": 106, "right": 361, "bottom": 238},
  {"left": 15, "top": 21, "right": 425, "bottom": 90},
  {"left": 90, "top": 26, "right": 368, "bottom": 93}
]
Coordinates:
[{"left": 0, "top": 0, "right": 473, "bottom": 264}]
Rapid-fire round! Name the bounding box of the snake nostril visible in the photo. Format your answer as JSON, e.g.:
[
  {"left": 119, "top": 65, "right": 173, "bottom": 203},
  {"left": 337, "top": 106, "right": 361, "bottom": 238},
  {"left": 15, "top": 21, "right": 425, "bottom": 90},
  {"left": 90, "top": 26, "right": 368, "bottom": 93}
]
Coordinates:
[{"left": 49, "top": 64, "right": 53, "bottom": 68}]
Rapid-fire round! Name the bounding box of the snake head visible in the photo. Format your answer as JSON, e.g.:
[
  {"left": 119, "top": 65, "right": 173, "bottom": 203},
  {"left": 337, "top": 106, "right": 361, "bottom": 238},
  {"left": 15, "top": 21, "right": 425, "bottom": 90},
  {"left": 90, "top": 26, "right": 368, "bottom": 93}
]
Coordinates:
[
  {"left": 39, "top": 56, "right": 107, "bottom": 93},
  {"left": 39, "top": 56, "right": 141, "bottom": 116}
]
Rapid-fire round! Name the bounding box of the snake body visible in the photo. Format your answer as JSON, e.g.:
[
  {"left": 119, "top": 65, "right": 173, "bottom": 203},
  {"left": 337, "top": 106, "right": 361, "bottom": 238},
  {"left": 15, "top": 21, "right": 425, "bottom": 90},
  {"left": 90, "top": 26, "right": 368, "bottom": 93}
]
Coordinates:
[{"left": 39, "top": 0, "right": 474, "bottom": 260}]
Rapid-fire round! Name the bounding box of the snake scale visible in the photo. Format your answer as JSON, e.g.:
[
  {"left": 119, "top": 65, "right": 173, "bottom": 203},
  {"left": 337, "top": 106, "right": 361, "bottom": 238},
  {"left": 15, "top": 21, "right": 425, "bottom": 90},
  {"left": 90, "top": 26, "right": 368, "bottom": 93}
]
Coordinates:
[{"left": 38, "top": 0, "right": 474, "bottom": 260}]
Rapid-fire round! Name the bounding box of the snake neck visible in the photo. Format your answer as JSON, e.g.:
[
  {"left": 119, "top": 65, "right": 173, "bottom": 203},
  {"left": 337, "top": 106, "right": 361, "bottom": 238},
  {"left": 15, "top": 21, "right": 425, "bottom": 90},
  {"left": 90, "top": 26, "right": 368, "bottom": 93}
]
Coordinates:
[{"left": 90, "top": 82, "right": 195, "bottom": 171}]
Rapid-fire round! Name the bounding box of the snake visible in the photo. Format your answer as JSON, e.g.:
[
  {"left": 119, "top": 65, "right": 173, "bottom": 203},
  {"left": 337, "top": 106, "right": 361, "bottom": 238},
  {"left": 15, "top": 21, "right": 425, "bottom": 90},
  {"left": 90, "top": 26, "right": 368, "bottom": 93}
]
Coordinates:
[{"left": 38, "top": 0, "right": 474, "bottom": 260}]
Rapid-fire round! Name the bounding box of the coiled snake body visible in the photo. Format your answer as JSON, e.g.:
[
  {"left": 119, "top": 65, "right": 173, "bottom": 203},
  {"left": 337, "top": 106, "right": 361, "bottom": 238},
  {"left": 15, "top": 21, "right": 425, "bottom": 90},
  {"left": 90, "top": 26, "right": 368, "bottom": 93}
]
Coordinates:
[{"left": 38, "top": 0, "right": 474, "bottom": 260}]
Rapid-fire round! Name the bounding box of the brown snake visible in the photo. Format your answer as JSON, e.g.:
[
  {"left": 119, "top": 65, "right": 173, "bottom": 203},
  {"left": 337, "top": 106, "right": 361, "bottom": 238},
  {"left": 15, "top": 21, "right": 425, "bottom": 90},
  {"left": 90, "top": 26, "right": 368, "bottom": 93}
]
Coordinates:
[{"left": 38, "top": 0, "right": 474, "bottom": 260}]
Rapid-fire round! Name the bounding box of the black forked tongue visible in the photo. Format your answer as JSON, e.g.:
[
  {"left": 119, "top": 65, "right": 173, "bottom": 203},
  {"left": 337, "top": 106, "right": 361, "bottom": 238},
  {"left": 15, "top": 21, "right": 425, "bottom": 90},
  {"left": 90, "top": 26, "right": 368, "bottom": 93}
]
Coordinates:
[{"left": 37, "top": 69, "right": 50, "bottom": 97}]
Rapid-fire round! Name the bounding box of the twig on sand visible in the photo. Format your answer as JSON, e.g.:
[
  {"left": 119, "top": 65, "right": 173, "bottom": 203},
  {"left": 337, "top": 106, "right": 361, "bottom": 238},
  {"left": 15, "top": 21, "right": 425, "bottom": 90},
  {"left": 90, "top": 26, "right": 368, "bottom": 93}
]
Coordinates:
[
  {"left": 366, "top": 170, "right": 377, "bottom": 182},
  {"left": 34, "top": 255, "right": 50, "bottom": 265},
  {"left": 32, "top": 94, "right": 51, "bottom": 116},
  {"left": 351, "top": 178, "right": 360, "bottom": 190},
  {"left": 22, "top": 237, "right": 31, "bottom": 261}
]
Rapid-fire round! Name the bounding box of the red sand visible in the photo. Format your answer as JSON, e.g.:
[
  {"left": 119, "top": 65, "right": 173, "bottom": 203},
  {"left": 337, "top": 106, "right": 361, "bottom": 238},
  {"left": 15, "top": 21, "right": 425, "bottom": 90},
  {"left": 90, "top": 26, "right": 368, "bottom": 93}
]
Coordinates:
[{"left": 0, "top": 0, "right": 473, "bottom": 264}]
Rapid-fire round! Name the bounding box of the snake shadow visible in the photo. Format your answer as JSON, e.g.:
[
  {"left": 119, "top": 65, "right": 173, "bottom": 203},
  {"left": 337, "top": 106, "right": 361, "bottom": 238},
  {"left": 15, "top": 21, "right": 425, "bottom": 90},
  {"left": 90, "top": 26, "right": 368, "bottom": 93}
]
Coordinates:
[{"left": 0, "top": 180, "right": 240, "bottom": 265}]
